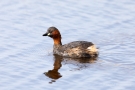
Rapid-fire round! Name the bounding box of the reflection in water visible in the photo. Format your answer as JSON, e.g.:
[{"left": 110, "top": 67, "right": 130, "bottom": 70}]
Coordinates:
[
  {"left": 63, "top": 56, "right": 97, "bottom": 71},
  {"left": 44, "top": 55, "right": 63, "bottom": 84},
  {"left": 44, "top": 54, "right": 97, "bottom": 83},
  {"left": 65, "top": 57, "right": 97, "bottom": 63}
]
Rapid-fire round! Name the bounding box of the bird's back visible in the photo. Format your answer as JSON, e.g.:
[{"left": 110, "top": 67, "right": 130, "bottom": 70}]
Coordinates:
[{"left": 53, "top": 41, "right": 98, "bottom": 58}]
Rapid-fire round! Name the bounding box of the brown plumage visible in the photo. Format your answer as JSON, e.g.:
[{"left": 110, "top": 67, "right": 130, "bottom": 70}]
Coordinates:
[{"left": 43, "top": 27, "right": 98, "bottom": 58}]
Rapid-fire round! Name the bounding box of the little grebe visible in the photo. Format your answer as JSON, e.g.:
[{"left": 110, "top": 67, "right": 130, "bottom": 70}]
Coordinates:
[{"left": 43, "top": 27, "right": 98, "bottom": 58}]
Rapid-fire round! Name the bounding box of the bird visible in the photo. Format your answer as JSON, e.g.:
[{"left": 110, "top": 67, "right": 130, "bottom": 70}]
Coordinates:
[{"left": 43, "top": 27, "right": 98, "bottom": 58}]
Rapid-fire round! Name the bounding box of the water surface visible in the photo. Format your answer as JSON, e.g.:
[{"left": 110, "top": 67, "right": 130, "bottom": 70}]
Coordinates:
[{"left": 0, "top": 0, "right": 135, "bottom": 90}]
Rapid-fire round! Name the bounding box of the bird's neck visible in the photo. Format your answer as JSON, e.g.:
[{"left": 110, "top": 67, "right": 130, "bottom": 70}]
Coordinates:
[{"left": 53, "top": 37, "right": 62, "bottom": 46}]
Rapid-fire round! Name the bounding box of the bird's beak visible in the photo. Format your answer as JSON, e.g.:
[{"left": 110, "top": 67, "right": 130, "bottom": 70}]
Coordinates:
[
  {"left": 42, "top": 33, "right": 48, "bottom": 36},
  {"left": 43, "top": 32, "right": 52, "bottom": 36}
]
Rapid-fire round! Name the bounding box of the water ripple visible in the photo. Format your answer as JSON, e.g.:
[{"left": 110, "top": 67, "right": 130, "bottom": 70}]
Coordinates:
[{"left": 0, "top": 0, "right": 135, "bottom": 90}]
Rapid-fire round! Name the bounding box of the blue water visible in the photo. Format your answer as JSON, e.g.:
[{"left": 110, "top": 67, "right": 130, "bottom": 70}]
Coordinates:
[{"left": 0, "top": 0, "right": 135, "bottom": 90}]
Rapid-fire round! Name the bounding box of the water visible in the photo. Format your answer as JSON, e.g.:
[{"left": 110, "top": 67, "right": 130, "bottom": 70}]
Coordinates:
[{"left": 0, "top": 0, "right": 135, "bottom": 90}]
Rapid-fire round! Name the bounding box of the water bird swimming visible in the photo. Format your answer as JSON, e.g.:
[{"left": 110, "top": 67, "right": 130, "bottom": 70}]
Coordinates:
[{"left": 43, "top": 27, "right": 98, "bottom": 58}]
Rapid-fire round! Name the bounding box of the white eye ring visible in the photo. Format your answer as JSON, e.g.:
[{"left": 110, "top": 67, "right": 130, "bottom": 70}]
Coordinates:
[{"left": 47, "top": 33, "right": 50, "bottom": 36}]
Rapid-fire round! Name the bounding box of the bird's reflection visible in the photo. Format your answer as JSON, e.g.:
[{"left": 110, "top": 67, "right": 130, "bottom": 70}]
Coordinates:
[
  {"left": 44, "top": 54, "right": 97, "bottom": 83},
  {"left": 44, "top": 54, "right": 63, "bottom": 83}
]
